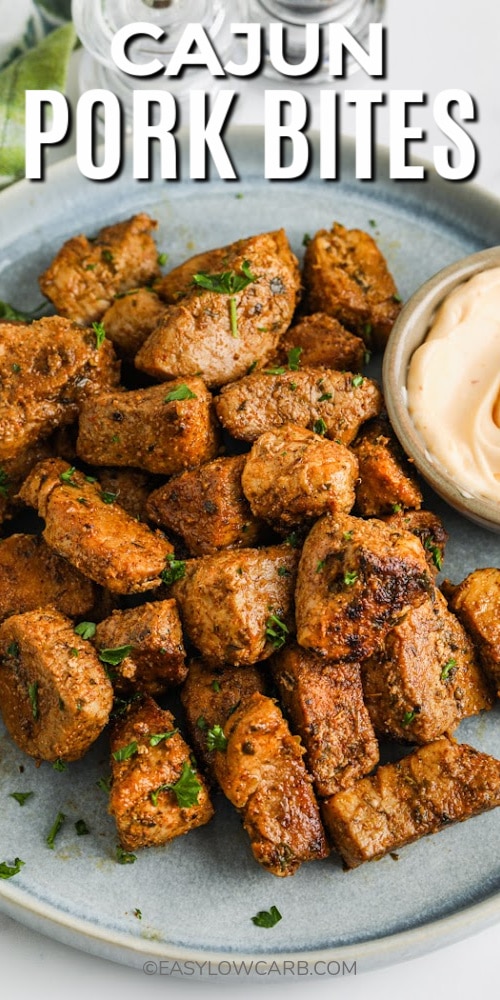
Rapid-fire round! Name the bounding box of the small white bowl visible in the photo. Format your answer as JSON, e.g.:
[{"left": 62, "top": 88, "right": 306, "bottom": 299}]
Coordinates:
[{"left": 382, "top": 246, "right": 500, "bottom": 532}]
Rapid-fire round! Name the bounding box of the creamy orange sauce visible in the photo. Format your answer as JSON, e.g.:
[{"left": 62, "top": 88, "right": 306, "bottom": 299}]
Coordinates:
[{"left": 407, "top": 266, "right": 500, "bottom": 503}]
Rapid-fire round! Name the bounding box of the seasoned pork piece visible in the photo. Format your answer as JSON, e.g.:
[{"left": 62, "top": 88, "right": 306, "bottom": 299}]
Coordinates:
[
  {"left": 0, "top": 317, "right": 120, "bottom": 462},
  {"left": 445, "top": 569, "right": 500, "bottom": 696},
  {"left": 39, "top": 213, "right": 160, "bottom": 325},
  {"left": 271, "top": 645, "right": 379, "bottom": 798},
  {"left": 18, "top": 459, "right": 173, "bottom": 594},
  {"left": 101, "top": 288, "right": 167, "bottom": 360},
  {"left": 0, "top": 608, "right": 113, "bottom": 761},
  {"left": 303, "top": 222, "right": 402, "bottom": 349},
  {"left": 76, "top": 378, "right": 219, "bottom": 476},
  {"left": 171, "top": 544, "right": 299, "bottom": 667},
  {"left": 277, "top": 313, "right": 365, "bottom": 372},
  {"left": 382, "top": 508, "right": 448, "bottom": 576},
  {"left": 215, "top": 368, "right": 382, "bottom": 445},
  {"left": 94, "top": 600, "right": 187, "bottom": 696},
  {"left": 146, "top": 454, "right": 263, "bottom": 556},
  {"left": 135, "top": 230, "right": 301, "bottom": 388},
  {"left": 0, "top": 438, "right": 54, "bottom": 524},
  {"left": 213, "top": 693, "right": 329, "bottom": 876},
  {"left": 322, "top": 738, "right": 500, "bottom": 868},
  {"left": 0, "top": 534, "right": 99, "bottom": 624},
  {"left": 109, "top": 696, "right": 214, "bottom": 851},
  {"left": 361, "top": 589, "right": 493, "bottom": 744},
  {"left": 180, "top": 659, "right": 266, "bottom": 777},
  {"left": 241, "top": 423, "right": 358, "bottom": 528},
  {"left": 295, "top": 513, "right": 433, "bottom": 661},
  {"left": 96, "top": 468, "right": 155, "bottom": 520},
  {"left": 352, "top": 416, "right": 423, "bottom": 516}
]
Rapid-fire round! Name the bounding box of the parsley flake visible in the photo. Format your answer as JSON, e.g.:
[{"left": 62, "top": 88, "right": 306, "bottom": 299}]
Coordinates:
[
  {"left": 211, "top": 679, "right": 221, "bottom": 693},
  {"left": 251, "top": 905, "right": 282, "bottom": 928},
  {"left": 401, "top": 709, "right": 418, "bottom": 727},
  {"left": 46, "top": 811, "right": 65, "bottom": 849},
  {"left": 229, "top": 295, "right": 239, "bottom": 338},
  {"left": 287, "top": 346, "right": 302, "bottom": 371},
  {"left": 440, "top": 658, "right": 457, "bottom": 682},
  {"left": 192, "top": 261, "right": 257, "bottom": 295},
  {"left": 164, "top": 384, "right": 197, "bottom": 403},
  {"left": 160, "top": 553, "right": 186, "bottom": 586},
  {"left": 343, "top": 571, "right": 358, "bottom": 586},
  {"left": 263, "top": 365, "right": 286, "bottom": 376},
  {"left": 318, "top": 392, "right": 332, "bottom": 402},
  {"left": 0, "top": 858, "right": 25, "bottom": 879},
  {"left": 99, "top": 645, "right": 133, "bottom": 667},
  {"left": 100, "top": 490, "right": 118, "bottom": 505},
  {"left": 6, "top": 642, "right": 19, "bottom": 658},
  {"left": 28, "top": 682, "right": 39, "bottom": 721},
  {"left": 74, "top": 621, "right": 96, "bottom": 641},
  {"left": 116, "top": 845, "right": 136, "bottom": 865},
  {"left": 265, "top": 614, "right": 289, "bottom": 651},
  {"left": 424, "top": 539, "right": 443, "bottom": 571},
  {"left": 150, "top": 761, "right": 201, "bottom": 808},
  {"left": 149, "top": 731, "right": 178, "bottom": 747},
  {"left": 157, "top": 252, "right": 168, "bottom": 266},
  {"left": 206, "top": 725, "right": 228, "bottom": 752},
  {"left": 9, "top": 791, "right": 33, "bottom": 806},
  {"left": 112, "top": 741, "right": 139, "bottom": 762},
  {"left": 59, "top": 466, "right": 77, "bottom": 486},
  {"left": 75, "top": 819, "right": 90, "bottom": 836},
  {"left": 52, "top": 759, "right": 67, "bottom": 772},
  {"left": 92, "top": 321, "right": 106, "bottom": 348},
  {"left": 351, "top": 374, "right": 365, "bottom": 388},
  {"left": 313, "top": 418, "right": 327, "bottom": 436}
]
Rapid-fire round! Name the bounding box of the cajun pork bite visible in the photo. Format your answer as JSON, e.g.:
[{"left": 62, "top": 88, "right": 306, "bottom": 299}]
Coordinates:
[
  {"left": 39, "top": 213, "right": 161, "bottom": 325},
  {"left": 18, "top": 459, "right": 173, "bottom": 594},
  {"left": 271, "top": 645, "right": 379, "bottom": 798},
  {"left": 94, "top": 600, "right": 187, "bottom": 696},
  {"left": 171, "top": 544, "right": 300, "bottom": 667},
  {"left": 382, "top": 508, "right": 448, "bottom": 576},
  {"left": 302, "top": 222, "right": 402, "bottom": 350},
  {"left": 76, "top": 378, "right": 219, "bottom": 476},
  {"left": 180, "top": 659, "right": 266, "bottom": 778},
  {"left": 0, "top": 317, "right": 119, "bottom": 462},
  {"left": 322, "top": 738, "right": 500, "bottom": 868},
  {"left": 101, "top": 287, "right": 167, "bottom": 360},
  {"left": 146, "top": 454, "right": 263, "bottom": 556},
  {"left": 214, "top": 368, "right": 382, "bottom": 445},
  {"left": 361, "top": 588, "right": 493, "bottom": 744},
  {"left": 295, "top": 513, "right": 433, "bottom": 661},
  {"left": 352, "top": 416, "right": 423, "bottom": 517},
  {"left": 0, "top": 534, "right": 99, "bottom": 624},
  {"left": 135, "top": 230, "right": 301, "bottom": 388},
  {"left": 212, "top": 692, "right": 329, "bottom": 876},
  {"left": 0, "top": 608, "right": 113, "bottom": 762},
  {"left": 0, "top": 438, "right": 54, "bottom": 524},
  {"left": 109, "top": 695, "right": 214, "bottom": 851},
  {"left": 96, "top": 467, "right": 155, "bottom": 521},
  {"left": 241, "top": 423, "right": 358, "bottom": 528},
  {"left": 277, "top": 312, "right": 365, "bottom": 372},
  {"left": 445, "top": 569, "right": 500, "bottom": 696}
]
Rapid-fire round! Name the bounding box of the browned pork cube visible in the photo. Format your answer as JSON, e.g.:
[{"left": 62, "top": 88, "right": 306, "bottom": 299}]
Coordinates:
[
  {"left": 215, "top": 369, "right": 382, "bottom": 445},
  {"left": 0, "top": 608, "right": 113, "bottom": 761},
  {"left": 303, "top": 222, "right": 401, "bottom": 350},
  {"left": 135, "top": 230, "right": 301, "bottom": 388},
  {"left": 76, "top": 379, "right": 219, "bottom": 476},
  {"left": 241, "top": 423, "right": 358, "bottom": 528},
  {"left": 180, "top": 659, "right": 266, "bottom": 777},
  {"left": 0, "top": 317, "right": 119, "bottom": 462},
  {"left": 94, "top": 601, "right": 187, "bottom": 696},
  {"left": 295, "top": 513, "right": 433, "bottom": 661},
  {"left": 445, "top": 569, "right": 500, "bottom": 696},
  {"left": 97, "top": 468, "right": 155, "bottom": 520},
  {"left": 101, "top": 288, "right": 167, "bottom": 359},
  {"left": 0, "top": 439, "right": 54, "bottom": 524},
  {"left": 277, "top": 312, "right": 365, "bottom": 371},
  {"left": 271, "top": 645, "right": 379, "bottom": 798},
  {"left": 109, "top": 696, "right": 214, "bottom": 851},
  {"left": 352, "top": 417, "right": 423, "bottom": 516},
  {"left": 39, "top": 213, "right": 160, "bottom": 325},
  {"left": 361, "top": 589, "right": 493, "bottom": 744},
  {"left": 0, "top": 534, "right": 99, "bottom": 624},
  {"left": 383, "top": 508, "right": 448, "bottom": 576},
  {"left": 171, "top": 545, "right": 299, "bottom": 667},
  {"left": 213, "top": 692, "right": 329, "bottom": 876},
  {"left": 322, "top": 738, "right": 500, "bottom": 868},
  {"left": 146, "top": 455, "right": 263, "bottom": 556},
  {"left": 18, "top": 459, "right": 173, "bottom": 594}
]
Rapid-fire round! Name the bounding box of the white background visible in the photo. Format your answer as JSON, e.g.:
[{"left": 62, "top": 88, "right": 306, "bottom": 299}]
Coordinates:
[{"left": 2, "top": 0, "right": 500, "bottom": 996}]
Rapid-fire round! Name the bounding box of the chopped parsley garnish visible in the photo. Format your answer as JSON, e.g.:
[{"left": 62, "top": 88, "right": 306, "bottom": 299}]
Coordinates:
[
  {"left": 69, "top": 648, "right": 79, "bottom": 658},
  {"left": 6, "top": 642, "right": 19, "bottom": 658},
  {"left": 277, "top": 566, "right": 291, "bottom": 577},
  {"left": 92, "top": 321, "right": 106, "bottom": 348},
  {"left": 263, "top": 364, "right": 286, "bottom": 376},
  {"left": 369, "top": 219, "right": 377, "bottom": 228},
  {"left": 287, "top": 346, "right": 302, "bottom": 371},
  {"left": 0, "top": 300, "right": 45, "bottom": 321},
  {"left": 343, "top": 571, "right": 358, "bottom": 586},
  {"left": 284, "top": 531, "right": 300, "bottom": 548},
  {"left": 211, "top": 679, "right": 221, "bottom": 693},
  {"left": 160, "top": 553, "right": 186, "bottom": 586},
  {"left": 265, "top": 613, "right": 289, "bottom": 651},
  {"left": 9, "top": 791, "right": 33, "bottom": 806},
  {"left": 229, "top": 296, "right": 239, "bottom": 338},
  {"left": 149, "top": 731, "right": 178, "bottom": 747},
  {"left": 401, "top": 710, "right": 417, "bottom": 727},
  {"left": 75, "top": 819, "right": 90, "bottom": 836},
  {"left": 302, "top": 233, "right": 311, "bottom": 246},
  {"left": 74, "top": 621, "right": 96, "bottom": 641},
  {"left": 150, "top": 761, "right": 201, "bottom": 808},
  {"left": 28, "top": 682, "right": 39, "bottom": 721},
  {"left": 251, "top": 905, "right": 282, "bottom": 928},
  {"left": 52, "top": 759, "right": 67, "bottom": 772},
  {"left": 392, "top": 293, "right": 402, "bottom": 303},
  {"left": 112, "top": 741, "right": 139, "bottom": 762},
  {"left": 101, "top": 249, "right": 114, "bottom": 265},
  {"left": 351, "top": 374, "right": 365, "bottom": 388},
  {"left": 343, "top": 530, "right": 353, "bottom": 541},
  {"left": 196, "top": 716, "right": 208, "bottom": 731},
  {"left": 96, "top": 775, "right": 112, "bottom": 793},
  {"left": 247, "top": 360, "right": 258, "bottom": 374},
  {"left": 206, "top": 725, "right": 228, "bottom": 752},
  {"left": 318, "top": 392, "right": 332, "bottom": 402},
  {"left": 424, "top": 539, "right": 443, "bottom": 571},
  {"left": 364, "top": 349, "right": 372, "bottom": 365},
  {"left": 134, "top": 908, "right": 142, "bottom": 919},
  {"left": 440, "top": 658, "right": 457, "bottom": 682},
  {"left": 116, "top": 845, "right": 136, "bottom": 865},
  {"left": 0, "top": 858, "right": 25, "bottom": 879},
  {"left": 46, "top": 811, "right": 65, "bottom": 849},
  {"left": 157, "top": 252, "right": 168, "bottom": 266},
  {"left": 392, "top": 503, "right": 402, "bottom": 513},
  {"left": 59, "top": 466, "right": 77, "bottom": 486},
  {"left": 0, "top": 468, "right": 9, "bottom": 497},
  {"left": 313, "top": 418, "right": 327, "bottom": 436},
  {"left": 192, "top": 260, "right": 257, "bottom": 295},
  {"left": 100, "top": 490, "right": 118, "bottom": 504},
  {"left": 316, "top": 559, "right": 326, "bottom": 573},
  {"left": 164, "top": 384, "right": 197, "bottom": 403},
  {"left": 99, "top": 645, "right": 133, "bottom": 667}
]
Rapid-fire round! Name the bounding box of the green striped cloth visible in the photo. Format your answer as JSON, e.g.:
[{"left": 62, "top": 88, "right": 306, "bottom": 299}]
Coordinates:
[{"left": 0, "top": 2, "right": 75, "bottom": 188}]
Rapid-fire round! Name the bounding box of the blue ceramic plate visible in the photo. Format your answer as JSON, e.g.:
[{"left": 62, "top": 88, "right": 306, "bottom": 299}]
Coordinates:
[{"left": 0, "top": 128, "right": 500, "bottom": 977}]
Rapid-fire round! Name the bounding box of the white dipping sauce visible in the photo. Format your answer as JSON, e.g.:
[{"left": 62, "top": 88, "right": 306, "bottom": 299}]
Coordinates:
[{"left": 407, "top": 266, "right": 500, "bottom": 503}]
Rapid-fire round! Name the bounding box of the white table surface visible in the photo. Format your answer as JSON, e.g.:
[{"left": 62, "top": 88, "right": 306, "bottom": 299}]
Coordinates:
[{"left": 2, "top": 0, "right": 500, "bottom": 996}]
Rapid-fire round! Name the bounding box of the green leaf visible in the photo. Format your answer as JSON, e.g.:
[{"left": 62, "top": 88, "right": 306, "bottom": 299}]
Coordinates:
[
  {"left": 192, "top": 262, "right": 257, "bottom": 295},
  {"left": 0, "top": 858, "right": 24, "bottom": 880},
  {"left": 74, "top": 621, "right": 96, "bottom": 641},
  {"left": 100, "top": 490, "right": 118, "bottom": 505},
  {"left": 313, "top": 418, "right": 327, "bottom": 436},
  {"left": 206, "top": 725, "right": 228, "bottom": 752},
  {"left": 251, "top": 905, "right": 282, "bottom": 928},
  {"left": 92, "top": 321, "right": 106, "bottom": 348},
  {"left": 160, "top": 553, "right": 186, "bottom": 586},
  {"left": 112, "top": 741, "right": 138, "bottom": 762},
  {"left": 287, "top": 347, "right": 302, "bottom": 371},
  {"left": 265, "top": 614, "right": 289, "bottom": 651},
  {"left": 351, "top": 374, "right": 365, "bottom": 388},
  {"left": 75, "top": 819, "right": 90, "bottom": 836},
  {"left": 343, "top": 571, "right": 358, "bottom": 586},
  {"left": 116, "top": 845, "right": 136, "bottom": 865},
  {"left": 9, "top": 792, "right": 33, "bottom": 806},
  {"left": 229, "top": 296, "right": 238, "bottom": 338},
  {"left": 46, "top": 811, "right": 65, "bottom": 849},
  {"left": 151, "top": 761, "right": 201, "bottom": 809},
  {"left": 440, "top": 658, "right": 457, "bottom": 682},
  {"left": 52, "top": 759, "right": 67, "bottom": 772},
  {"left": 28, "top": 681, "right": 39, "bottom": 721},
  {"left": 99, "top": 645, "right": 133, "bottom": 667},
  {"left": 149, "top": 731, "right": 178, "bottom": 747},
  {"left": 164, "top": 384, "right": 197, "bottom": 403}
]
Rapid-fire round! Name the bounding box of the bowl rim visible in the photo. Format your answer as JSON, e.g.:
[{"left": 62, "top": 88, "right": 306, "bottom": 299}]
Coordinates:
[{"left": 382, "top": 245, "right": 500, "bottom": 531}]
